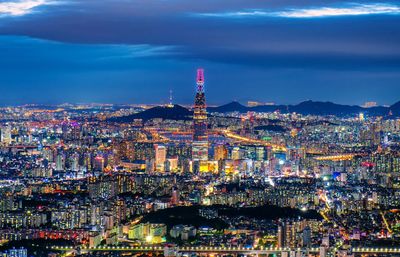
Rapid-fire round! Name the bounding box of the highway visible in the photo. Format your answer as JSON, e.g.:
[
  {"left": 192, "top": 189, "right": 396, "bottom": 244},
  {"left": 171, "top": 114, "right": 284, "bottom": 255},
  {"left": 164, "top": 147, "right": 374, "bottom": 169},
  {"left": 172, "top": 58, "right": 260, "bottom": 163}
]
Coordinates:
[
  {"left": 314, "top": 154, "right": 356, "bottom": 161},
  {"left": 219, "top": 129, "right": 287, "bottom": 152},
  {"left": 50, "top": 245, "right": 400, "bottom": 255}
]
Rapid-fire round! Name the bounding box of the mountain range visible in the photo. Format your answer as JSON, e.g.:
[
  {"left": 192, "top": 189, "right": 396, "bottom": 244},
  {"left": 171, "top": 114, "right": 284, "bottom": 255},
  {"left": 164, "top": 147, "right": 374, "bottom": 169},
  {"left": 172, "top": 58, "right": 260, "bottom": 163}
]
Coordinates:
[
  {"left": 208, "top": 100, "right": 398, "bottom": 117},
  {"left": 109, "top": 100, "right": 400, "bottom": 122}
]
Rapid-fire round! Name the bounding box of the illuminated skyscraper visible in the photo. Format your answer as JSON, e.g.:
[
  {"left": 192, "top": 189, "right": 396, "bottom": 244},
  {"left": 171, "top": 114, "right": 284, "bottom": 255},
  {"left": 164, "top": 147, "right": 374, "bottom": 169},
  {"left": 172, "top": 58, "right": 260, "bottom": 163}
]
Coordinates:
[
  {"left": 154, "top": 144, "right": 167, "bottom": 172},
  {"left": 0, "top": 126, "right": 12, "bottom": 145},
  {"left": 94, "top": 156, "right": 105, "bottom": 172},
  {"left": 192, "top": 68, "right": 208, "bottom": 165},
  {"left": 213, "top": 144, "right": 227, "bottom": 161}
]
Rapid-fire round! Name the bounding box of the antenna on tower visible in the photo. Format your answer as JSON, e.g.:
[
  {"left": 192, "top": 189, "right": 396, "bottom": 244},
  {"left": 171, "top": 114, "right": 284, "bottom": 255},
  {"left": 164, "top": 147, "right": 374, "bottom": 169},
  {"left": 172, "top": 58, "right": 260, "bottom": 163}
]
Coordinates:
[{"left": 168, "top": 89, "right": 173, "bottom": 107}]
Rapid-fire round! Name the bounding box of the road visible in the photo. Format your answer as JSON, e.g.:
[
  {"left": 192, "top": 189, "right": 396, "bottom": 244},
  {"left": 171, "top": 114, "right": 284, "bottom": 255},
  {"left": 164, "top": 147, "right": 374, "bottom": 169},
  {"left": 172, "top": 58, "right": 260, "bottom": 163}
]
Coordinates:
[{"left": 50, "top": 245, "right": 400, "bottom": 255}]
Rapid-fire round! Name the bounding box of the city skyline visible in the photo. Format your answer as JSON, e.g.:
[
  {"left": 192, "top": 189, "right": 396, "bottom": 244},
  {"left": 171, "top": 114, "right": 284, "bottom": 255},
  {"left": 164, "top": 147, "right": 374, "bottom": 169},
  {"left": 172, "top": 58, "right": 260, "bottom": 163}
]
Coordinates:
[
  {"left": 0, "top": 66, "right": 399, "bottom": 256},
  {"left": 0, "top": 0, "right": 399, "bottom": 105},
  {"left": 0, "top": 2, "right": 400, "bottom": 256}
]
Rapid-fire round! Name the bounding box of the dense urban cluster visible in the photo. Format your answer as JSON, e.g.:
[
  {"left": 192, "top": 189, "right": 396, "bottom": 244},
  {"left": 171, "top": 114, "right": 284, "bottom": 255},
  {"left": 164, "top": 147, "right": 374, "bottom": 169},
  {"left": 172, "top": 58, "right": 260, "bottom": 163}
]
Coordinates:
[{"left": 0, "top": 72, "right": 400, "bottom": 257}]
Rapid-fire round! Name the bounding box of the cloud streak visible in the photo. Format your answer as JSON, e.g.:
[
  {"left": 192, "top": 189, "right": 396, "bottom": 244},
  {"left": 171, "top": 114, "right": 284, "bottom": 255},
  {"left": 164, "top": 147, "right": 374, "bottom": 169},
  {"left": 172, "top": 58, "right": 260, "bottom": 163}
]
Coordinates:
[
  {"left": 0, "top": 0, "right": 57, "bottom": 16},
  {"left": 0, "top": 36, "right": 180, "bottom": 71},
  {"left": 197, "top": 3, "right": 400, "bottom": 19}
]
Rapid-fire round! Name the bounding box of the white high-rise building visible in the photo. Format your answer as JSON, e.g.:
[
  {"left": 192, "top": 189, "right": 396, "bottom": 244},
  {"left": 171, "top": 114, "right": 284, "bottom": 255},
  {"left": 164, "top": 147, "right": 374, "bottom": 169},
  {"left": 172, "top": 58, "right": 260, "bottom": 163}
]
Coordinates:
[
  {"left": 154, "top": 144, "right": 166, "bottom": 172},
  {"left": 1, "top": 126, "right": 12, "bottom": 144}
]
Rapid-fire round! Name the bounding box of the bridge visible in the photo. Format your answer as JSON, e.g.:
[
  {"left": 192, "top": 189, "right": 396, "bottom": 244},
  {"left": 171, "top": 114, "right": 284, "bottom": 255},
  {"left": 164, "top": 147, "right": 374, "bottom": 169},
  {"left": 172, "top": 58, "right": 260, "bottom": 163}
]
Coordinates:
[
  {"left": 219, "top": 130, "right": 287, "bottom": 152},
  {"left": 314, "top": 154, "right": 357, "bottom": 161},
  {"left": 50, "top": 245, "right": 400, "bottom": 255}
]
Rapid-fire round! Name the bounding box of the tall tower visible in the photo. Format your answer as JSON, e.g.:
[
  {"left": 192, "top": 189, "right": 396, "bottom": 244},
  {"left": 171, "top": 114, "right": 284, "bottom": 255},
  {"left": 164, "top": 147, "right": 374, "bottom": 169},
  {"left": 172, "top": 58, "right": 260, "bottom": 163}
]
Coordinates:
[
  {"left": 168, "top": 89, "right": 173, "bottom": 107},
  {"left": 192, "top": 68, "right": 208, "bottom": 165}
]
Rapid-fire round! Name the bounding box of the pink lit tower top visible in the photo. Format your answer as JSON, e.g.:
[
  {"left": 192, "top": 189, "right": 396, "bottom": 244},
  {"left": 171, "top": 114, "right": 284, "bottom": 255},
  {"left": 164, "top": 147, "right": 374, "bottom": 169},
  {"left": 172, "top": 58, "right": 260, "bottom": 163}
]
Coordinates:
[
  {"left": 192, "top": 68, "right": 208, "bottom": 163},
  {"left": 196, "top": 68, "right": 205, "bottom": 92}
]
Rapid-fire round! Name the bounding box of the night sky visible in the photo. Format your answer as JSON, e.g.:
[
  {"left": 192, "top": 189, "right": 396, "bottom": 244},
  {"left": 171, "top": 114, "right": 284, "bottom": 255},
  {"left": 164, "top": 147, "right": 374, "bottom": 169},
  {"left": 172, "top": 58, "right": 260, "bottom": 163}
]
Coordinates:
[{"left": 0, "top": 0, "right": 399, "bottom": 105}]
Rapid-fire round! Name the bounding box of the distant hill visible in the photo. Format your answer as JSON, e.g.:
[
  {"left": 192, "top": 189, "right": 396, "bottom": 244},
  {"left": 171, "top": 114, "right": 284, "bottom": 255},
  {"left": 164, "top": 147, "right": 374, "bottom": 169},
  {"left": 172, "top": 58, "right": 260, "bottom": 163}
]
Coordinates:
[
  {"left": 208, "top": 100, "right": 399, "bottom": 117},
  {"left": 289, "top": 100, "right": 362, "bottom": 116},
  {"left": 390, "top": 101, "right": 400, "bottom": 116},
  {"left": 207, "top": 101, "right": 249, "bottom": 113},
  {"left": 109, "top": 105, "right": 192, "bottom": 122},
  {"left": 254, "top": 125, "right": 287, "bottom": 132},
  {"left": 141, "top": 205, "right": 321, "bottom": 230},
  {"left": 109, "top": 100, "right": 400, "bottom": 122}
]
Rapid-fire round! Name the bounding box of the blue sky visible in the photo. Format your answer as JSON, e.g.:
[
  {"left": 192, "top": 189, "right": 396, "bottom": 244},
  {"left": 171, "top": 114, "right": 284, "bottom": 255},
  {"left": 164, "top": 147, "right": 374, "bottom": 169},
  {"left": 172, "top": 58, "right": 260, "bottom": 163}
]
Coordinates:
[{"left": 0, "top": 0, "right": 399, "bottom": 105}]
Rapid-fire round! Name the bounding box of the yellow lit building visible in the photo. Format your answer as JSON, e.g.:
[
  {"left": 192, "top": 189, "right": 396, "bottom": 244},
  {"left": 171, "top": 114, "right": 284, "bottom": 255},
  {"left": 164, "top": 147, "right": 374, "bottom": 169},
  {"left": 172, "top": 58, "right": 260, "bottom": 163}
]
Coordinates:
[{"left": 128, "top": 222, "right": 167, "bottom": 244}]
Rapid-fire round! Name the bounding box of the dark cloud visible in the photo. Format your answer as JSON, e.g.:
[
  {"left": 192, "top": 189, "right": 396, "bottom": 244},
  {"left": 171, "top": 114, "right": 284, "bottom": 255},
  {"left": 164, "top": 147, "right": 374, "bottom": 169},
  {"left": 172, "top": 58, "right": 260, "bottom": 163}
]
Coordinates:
[{"left": 0, "top": 0, "right": 399, "bottom": 105}]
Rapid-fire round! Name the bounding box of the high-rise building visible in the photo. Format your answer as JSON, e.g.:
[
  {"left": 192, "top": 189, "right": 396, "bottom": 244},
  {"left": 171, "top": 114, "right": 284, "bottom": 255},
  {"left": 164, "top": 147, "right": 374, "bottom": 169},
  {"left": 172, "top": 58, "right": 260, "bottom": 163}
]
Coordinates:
[
  {"left": 93, "top": 156, "right": 105, "bottom": 172},
  {"left": 166, "top": 157, "right": 178, "bottom": 172},
  {"left": 214, "top": 144, "right": 227, "bottom": 161},
  {"left": 128, "top": 223, "right": 167, "bottom": 244},
  {"left": 277, "top": 223, "right": 285, "bottom": 248},
  {"left": 154, "top": 144, "right": 167, "bottom": 172},
  {"left": 71, "top": 153, "right": 80, "bottom": 172},
  {"left": 359, "top": 113, "right": 365, "bottom": 121},
  {"left": 302, "top": 226, "right": 311, "bottom": 247},
  {"left": 3, "top": 247, "right": 28, "bottom": 257},
  {"left": 192, "top": 69, "right": 208, "bottom": 169},
  {"left": 0, "top": 126, "right": 12, "bottom": 145},
  {"left": 256, "top": 147, "right": 266, "bottom": 161},
  {"left": 231, "top": 147, "right": 241, "bottom": 160},
  {"left": 277, "top": 220, "right": 310, "bottom": 248},
  {"left": 55, "top": 154, "right": 65, "bottom": 171},
  {"left": 171, "top": 187, "right": 179, "bottom": 205}
]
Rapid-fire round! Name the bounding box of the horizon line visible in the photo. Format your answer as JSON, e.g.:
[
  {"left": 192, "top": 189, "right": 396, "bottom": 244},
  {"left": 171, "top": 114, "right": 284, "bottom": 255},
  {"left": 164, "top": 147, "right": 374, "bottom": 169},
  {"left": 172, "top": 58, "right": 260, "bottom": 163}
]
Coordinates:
[{"left": 0, "top": 99, "right": 396, "bottom": 108}]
